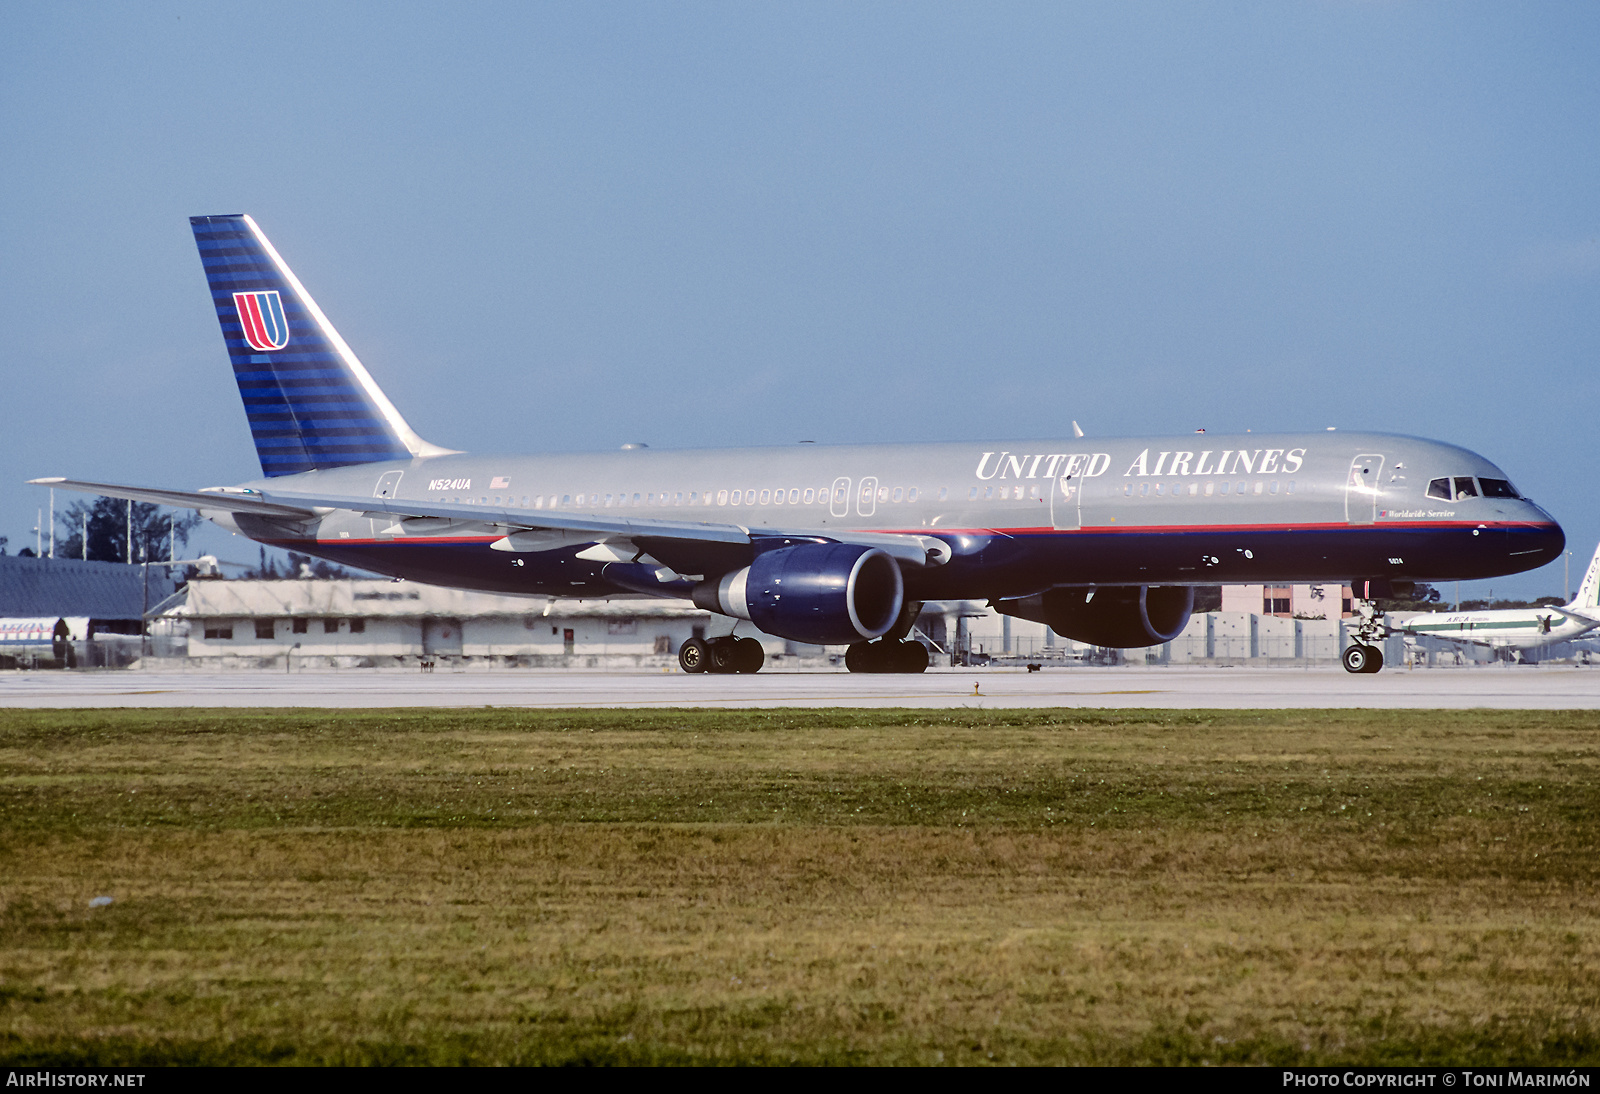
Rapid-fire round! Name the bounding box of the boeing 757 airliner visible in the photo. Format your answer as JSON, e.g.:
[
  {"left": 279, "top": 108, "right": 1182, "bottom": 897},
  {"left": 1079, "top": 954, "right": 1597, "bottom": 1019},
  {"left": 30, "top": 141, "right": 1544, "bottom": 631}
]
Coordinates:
[{"left": 32, "top": 215, "right": 1564, "bottom": 675}]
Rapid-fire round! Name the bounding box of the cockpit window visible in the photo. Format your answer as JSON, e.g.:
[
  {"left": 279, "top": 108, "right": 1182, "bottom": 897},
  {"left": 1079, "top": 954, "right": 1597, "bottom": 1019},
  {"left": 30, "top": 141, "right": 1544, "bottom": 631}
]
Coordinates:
[
  {"left": 1426, "top": 478, "right": 1451, "bottom": 500},
  {"left": 1479, "top": 478, "right": 1520, "bottom": 499},
  {"left": 1453, "top": 477, "right": 1479, "bottom": 499}
]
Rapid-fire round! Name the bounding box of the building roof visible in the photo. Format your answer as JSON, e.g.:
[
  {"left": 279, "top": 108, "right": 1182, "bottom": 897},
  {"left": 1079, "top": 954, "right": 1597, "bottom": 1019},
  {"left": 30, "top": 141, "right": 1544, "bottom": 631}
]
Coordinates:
[
  {"left": 170, "top": 579, "right": 704, "bottom": 620},
  {"left": 0, "top": 555, "right": 179, "bottom": 620}
]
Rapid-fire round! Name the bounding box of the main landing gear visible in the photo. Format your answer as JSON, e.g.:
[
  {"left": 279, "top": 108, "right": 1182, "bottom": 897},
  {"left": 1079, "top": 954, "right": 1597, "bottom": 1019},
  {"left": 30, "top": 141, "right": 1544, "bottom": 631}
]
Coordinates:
[
  {"left": 678, "top": 635, "right": 764, "bottom": 674},
  {"left": 845, "top": 639, "right": 929, "bottom": 674},
  {"left": 1341, "top": 593, "right": 1387, "bottom": 674}
]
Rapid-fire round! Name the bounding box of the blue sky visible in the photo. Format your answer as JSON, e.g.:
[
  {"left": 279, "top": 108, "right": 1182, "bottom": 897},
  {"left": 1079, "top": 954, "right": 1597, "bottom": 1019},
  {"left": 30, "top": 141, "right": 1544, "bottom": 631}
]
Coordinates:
[{"left": 2, "top": 2, "right": 1596, "bottom": 598}]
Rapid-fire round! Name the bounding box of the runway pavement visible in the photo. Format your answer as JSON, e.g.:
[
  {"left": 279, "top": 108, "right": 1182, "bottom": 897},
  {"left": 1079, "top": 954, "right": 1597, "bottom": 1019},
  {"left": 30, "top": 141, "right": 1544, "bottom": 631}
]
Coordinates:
[{"left": 2, "top": 664, "right": 1598, "bottom": 709}]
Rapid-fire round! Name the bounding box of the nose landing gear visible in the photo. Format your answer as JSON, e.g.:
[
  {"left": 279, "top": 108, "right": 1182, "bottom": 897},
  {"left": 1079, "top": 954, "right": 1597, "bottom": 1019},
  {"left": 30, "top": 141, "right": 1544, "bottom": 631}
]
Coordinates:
[
  {"left": 1341, "top": 643, "right": 1383, "bottom": 674},
  {"left": 1341, "top": 592, "right": 1388, "bottom": 674}
]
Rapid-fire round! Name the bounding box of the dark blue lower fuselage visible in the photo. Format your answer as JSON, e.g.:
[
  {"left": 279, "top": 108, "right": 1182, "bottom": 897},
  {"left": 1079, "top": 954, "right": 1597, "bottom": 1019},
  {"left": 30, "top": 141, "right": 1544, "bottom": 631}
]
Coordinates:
[{"left": 272, "top": 518, "right": 1563, "bottom": 603}]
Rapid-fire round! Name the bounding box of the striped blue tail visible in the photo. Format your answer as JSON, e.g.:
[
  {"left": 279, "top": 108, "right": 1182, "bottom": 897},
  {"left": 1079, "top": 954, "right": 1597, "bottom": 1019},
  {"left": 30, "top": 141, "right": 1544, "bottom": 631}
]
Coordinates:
[{"left": 190, "top": 215, "right": 440, "bottom": 477}]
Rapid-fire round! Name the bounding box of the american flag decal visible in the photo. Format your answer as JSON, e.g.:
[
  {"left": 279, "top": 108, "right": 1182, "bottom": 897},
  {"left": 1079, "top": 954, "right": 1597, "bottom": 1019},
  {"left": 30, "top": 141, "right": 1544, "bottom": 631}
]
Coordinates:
[
  {"left": 490, "top": 476, "right": 510, "bottom": 489},
  {"left": 233, "top": 290, "right": 289, "bottom": 351}
]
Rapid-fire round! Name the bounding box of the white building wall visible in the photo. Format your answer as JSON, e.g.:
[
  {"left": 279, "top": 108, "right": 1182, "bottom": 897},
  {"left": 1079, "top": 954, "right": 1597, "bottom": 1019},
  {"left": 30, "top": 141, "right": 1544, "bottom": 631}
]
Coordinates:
[
  {"left": 170, "top": 580, "right": 798, "bottom": 666},
  {"left": 1221, "top": 583, "right": 1352, "bottom": 618}
]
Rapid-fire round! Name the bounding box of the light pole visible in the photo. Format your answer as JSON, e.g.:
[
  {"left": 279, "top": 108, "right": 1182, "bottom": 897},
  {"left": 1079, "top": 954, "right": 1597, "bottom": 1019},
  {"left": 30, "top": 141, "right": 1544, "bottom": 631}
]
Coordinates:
[
  {"left": 1566, "top": 550, "right": 1573, "bottom": 603},
  {"left": 140, "top": 533, "right": 149, "bottom": 667}
]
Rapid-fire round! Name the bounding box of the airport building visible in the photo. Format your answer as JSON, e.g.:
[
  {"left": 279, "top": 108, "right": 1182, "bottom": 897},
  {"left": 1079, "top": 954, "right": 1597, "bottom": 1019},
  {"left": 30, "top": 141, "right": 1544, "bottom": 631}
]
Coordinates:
[
  {"left": 0, "top": 554, "right": 179, "bottom": 667},
  {"left": 3, "top": 571, "right": 1563, "bottom": 671},
  {"left": 167, "top": 578, "right": 737, "bottom": 668},
  {"left": 963, "top": 604, "right": 1396, "bottom": 666},
  {"left": 1220, "top": 583, "right": 1354, "bottom": 618},
  {"left": 143, "top": 578, "right": 1000, "bottom": 669}
]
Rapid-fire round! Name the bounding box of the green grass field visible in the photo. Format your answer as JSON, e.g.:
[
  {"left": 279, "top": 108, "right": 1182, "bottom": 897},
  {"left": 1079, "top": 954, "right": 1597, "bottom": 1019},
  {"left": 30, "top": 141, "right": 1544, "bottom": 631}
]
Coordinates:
[{"left": 1, "top": 706, "right": 1598, "bottom": 1065}]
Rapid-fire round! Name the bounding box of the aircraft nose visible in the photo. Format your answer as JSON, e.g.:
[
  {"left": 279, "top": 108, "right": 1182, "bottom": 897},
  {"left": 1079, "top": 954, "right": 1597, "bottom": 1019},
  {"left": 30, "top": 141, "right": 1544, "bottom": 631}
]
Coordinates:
[{"left": 1508, "top": 507, "right": 1564, "bottom": 567}]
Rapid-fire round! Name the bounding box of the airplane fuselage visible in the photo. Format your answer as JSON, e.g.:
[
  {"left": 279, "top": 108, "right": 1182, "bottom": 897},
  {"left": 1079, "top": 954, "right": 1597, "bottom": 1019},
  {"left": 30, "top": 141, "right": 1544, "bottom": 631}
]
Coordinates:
[
  {"left": 1391, "top": 609, "right": 1595, "bottom": 649},
  {"left": 211, "top": 429, "right": 1563, "bottom": 602}
]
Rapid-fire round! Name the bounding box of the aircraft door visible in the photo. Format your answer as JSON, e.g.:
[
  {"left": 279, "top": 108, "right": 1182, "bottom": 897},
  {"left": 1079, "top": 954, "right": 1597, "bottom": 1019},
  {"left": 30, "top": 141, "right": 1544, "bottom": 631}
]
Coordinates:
[
  {"left": 370, "top": 470, "right": 404, "bottom": 538},
  {"left": 1344, "top": 454, "right": 1384, "bottom": 524},
  {"left": 1051, "top": 459, "right": 1082, "bottom": 531},
  {"left": 373, "top": 470, "right": 403, "bottom": 499},
  {"left": 830, "top": 477, "right": 851, "bottom": 519},
  {"left": 857, "top": 476, "right": 878, "bottom": 518}
]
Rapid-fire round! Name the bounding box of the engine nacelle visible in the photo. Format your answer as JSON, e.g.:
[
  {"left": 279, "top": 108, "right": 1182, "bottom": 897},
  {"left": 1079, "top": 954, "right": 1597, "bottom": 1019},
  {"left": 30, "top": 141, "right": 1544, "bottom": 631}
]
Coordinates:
[
  {"left": 692, "top": 543, "right": 903, "bottom": 646},
  {"left": 999, "top": 585, "right": 1194, "bottom": 648}
]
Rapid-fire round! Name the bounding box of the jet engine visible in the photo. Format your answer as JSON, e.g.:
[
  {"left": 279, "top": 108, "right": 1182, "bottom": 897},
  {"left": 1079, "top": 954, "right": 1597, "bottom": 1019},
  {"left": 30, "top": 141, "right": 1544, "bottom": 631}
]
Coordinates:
[
  {"left": 692, "top": 543, "right": 903, "bottom": 646},
  {"left": 998, "top": 585, "right": 1194, "bottom": 648}
]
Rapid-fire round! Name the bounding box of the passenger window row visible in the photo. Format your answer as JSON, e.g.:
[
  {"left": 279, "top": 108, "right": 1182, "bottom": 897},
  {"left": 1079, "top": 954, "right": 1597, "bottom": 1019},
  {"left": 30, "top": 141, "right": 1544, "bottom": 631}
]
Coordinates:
[
  {"left": 968, "top": 484, "right": 1045, "bottom": 500},
  {"left": 434, "top": 486, "right": 937, "bottom": 509},
  {"left": 1118, "top": 480, "right": 1298, "bottom": 498},
  {"left": 431, "top": 478, "right": 1319, "bottom": 511}
]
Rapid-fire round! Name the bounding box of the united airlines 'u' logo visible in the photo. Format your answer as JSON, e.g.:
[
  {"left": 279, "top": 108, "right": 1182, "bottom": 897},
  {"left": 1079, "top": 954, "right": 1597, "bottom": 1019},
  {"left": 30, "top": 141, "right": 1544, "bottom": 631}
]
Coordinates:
[{"left": 233, "top": 290, "right": 289, "bottom": 351}]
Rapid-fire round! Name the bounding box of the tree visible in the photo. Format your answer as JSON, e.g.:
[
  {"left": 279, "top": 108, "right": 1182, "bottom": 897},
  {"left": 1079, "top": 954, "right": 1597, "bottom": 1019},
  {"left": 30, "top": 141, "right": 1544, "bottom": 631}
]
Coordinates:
[
  {"left": 287, "top": 551, "right": 351, "bottom": 580},
  {"left": 56, "top": 497, "right": 202, "bottom": 564},
  {"left": 1378, "top": 582, "right": 1444, "bottom": 612},
  {"left": 243, "top": 545, "right": 352, "bottom": 580}
]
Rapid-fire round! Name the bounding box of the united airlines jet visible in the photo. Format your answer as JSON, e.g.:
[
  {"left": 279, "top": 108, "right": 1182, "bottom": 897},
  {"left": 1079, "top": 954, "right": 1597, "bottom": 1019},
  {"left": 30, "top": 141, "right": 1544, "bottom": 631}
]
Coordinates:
[{"left": 32, "top": 216, "right": 1565, "bottom": 675}]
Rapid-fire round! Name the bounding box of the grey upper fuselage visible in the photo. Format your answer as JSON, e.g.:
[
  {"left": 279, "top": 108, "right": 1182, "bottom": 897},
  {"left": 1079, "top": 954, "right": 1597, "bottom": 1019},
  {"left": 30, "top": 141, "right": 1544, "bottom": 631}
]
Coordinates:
[{"left": 217, "top": 429, "right": 1563, "bottom": 601}]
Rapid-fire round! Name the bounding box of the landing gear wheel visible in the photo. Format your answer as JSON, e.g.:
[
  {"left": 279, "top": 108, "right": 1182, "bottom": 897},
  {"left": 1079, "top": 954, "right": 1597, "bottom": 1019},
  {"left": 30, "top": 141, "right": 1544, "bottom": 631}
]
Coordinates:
[
  {"left": 736, "top": 637, "right": 764, "bottom": 674},
  {"left": 894, "top": 640, "right": 928, "bottom": 673},
  {"left": 1342, "top": 644, "right": 1383, "bottom": 674},
  {"left": 707, "top": 636, "right": 742, "bottom": 674},
  {"left": 846, "top": 640, "right": 927, "bottom": 673},
  {"left": 678, "top": 637, "right": 709, "bottom": 674}
]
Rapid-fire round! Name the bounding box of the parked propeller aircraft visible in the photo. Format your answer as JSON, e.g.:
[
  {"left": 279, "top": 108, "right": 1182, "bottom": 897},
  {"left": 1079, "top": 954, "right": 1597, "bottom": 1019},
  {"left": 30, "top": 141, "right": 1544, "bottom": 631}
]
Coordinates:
[
  {"left": 31, "top": 216, "right": 1565, "bottom": 675},
  {"left": 1387, "top": 540, "right": 1600, "bottom": 659}
]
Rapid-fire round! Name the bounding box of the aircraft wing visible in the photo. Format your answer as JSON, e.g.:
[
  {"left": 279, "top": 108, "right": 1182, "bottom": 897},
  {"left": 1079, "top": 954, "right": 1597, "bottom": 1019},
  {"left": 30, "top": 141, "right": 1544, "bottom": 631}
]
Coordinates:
[
  {"left": 30, "top": 477, "right": 949, "bottom": 568},
  {"left": 30, "top": 478, "right": 321, "bottom": 519}
]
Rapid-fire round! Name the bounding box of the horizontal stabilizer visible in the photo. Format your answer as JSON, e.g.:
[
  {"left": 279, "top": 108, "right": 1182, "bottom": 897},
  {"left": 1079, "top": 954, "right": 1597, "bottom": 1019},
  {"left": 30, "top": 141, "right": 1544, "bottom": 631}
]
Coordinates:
[{"left": 1544, "top": 605, "right": 1600, "bottom": 627}]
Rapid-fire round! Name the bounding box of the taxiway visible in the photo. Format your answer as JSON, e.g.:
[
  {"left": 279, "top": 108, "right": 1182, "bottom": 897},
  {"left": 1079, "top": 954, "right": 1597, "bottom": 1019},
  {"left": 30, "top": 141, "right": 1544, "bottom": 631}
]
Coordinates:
[{"left": 1, "top": 665, "right": 1597, "bottom": 709}]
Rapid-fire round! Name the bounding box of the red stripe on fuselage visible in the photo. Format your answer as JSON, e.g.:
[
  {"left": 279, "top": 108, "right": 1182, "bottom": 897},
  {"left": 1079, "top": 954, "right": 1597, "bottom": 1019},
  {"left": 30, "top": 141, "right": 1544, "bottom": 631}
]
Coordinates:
[
  {"left": 877, "top": 519, "right": 1556, "bottom": 537},
  {"left": 262, "top": 518, "right": 1557, "bottom": 549}
]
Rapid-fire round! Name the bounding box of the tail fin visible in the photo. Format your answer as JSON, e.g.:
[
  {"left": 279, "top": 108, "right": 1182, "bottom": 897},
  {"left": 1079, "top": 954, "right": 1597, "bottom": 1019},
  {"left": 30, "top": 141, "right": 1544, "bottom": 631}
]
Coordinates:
[
  {"left": 190, "top": 215, "right": 452, "bottom": 477},
  {"left": 1571, "top": 540, "right": 1600, "bottom": 611}
]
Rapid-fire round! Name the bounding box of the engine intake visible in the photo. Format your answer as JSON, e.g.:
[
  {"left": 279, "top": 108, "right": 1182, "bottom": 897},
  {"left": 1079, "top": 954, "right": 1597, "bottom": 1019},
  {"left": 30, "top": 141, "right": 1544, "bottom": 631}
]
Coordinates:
[
  {"left": 692, "top": 543, "right": 903, "bottom": 646},
  {"left": 998, "top": 585, "right": 1194, "bottom": 649}
]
